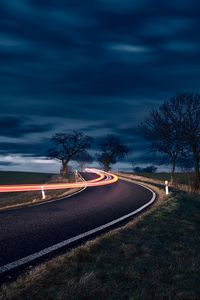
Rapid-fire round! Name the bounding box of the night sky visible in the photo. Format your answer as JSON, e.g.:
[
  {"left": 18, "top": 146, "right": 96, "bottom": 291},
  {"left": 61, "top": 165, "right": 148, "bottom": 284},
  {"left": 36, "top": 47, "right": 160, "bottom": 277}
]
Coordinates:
[{"left": 0, "top": 0, "right": 200, "bottom": 172}]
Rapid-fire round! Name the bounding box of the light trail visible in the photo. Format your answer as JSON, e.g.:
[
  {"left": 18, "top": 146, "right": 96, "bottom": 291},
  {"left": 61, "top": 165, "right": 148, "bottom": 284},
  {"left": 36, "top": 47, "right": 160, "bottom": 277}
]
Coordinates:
[{"left": 0, "top": 169, "right": 118, "bottom": 193}]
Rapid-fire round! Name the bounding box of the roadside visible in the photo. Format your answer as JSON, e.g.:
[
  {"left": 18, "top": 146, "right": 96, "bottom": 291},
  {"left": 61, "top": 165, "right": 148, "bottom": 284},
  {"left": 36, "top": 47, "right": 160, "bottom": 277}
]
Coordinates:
[
  {"left": 121, "top": 171, "right": 193, "bottom": 185},
  {"left": 0, "top": 172, "right": 84, "bottom": 211},
  {"left": 118, "top": 172, "right": 200, "bottom": 194},
  {"left": 1, "top": 173, "right": 199, "bottom": 299}
]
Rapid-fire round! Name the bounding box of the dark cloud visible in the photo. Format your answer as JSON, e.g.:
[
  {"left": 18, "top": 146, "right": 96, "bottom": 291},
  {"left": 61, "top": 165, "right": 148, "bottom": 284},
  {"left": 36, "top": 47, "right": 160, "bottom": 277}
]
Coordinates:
[
  {"left": 0, "top": 116, "right": 52, "bottom": 137},
  {"left": 0, "top": 0, "right": 200, "bottom": 170},
  {"left": 0, "top": 140, "right": 51, "bottom": 156},
  {"left": 0, "top": 161, "right": 19, "bottom": 166}
]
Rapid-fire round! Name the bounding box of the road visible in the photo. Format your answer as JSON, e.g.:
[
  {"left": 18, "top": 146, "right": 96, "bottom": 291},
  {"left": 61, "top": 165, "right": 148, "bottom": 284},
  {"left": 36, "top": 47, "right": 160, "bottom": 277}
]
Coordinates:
[{"left": 0, "top": 170, "right": 156, "bottom": 279}]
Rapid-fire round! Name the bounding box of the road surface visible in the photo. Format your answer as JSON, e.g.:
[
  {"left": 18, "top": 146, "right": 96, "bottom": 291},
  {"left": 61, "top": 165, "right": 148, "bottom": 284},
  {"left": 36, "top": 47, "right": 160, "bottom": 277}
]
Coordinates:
[{"left": 0, "top": 170, "right": 156, "bottom": 280}]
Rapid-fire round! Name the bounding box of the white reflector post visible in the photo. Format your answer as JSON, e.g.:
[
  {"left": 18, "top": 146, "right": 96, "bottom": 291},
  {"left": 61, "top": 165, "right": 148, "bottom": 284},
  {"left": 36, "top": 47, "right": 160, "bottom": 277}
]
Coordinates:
[
  {"left": 41, "top": 186, "right": 46, "bottom": 199},
  {"left": 75, "top": 169, "right": 78, "bottom": 182},
  {"left": 165, "top": 180, "right": 169, "bottom": 195}
]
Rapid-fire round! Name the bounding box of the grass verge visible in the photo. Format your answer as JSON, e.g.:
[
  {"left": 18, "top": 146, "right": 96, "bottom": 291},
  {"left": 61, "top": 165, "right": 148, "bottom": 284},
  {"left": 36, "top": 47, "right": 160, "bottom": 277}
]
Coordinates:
[
  {"left": 0, "top": 171, "right": 53, "bottom": 185},
  {"left": 0, "top": 177, "right": 199, "bottom": 299},
  {"left": 0, "top": 171, "right": 83, "bottom": 211},
  {"left": 122, "top": 171, "right": 195, "bottom": 186},
  {"left": 119, "top": 172, "right": 200, "bottom": 194}
]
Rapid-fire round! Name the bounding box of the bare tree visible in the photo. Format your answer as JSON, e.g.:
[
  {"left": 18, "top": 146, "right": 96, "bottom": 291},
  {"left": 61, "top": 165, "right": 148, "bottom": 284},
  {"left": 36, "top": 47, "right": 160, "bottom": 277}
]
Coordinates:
[
  {"left": 140, "top": 103, "right": 184, "bottom": 183},
  {"left": 141, "top": 91, "right": 200, "bottom": 189},
  {"left": 74, "top": 151, "right": 93, "bottom": 172},
  {"left": 164, "top": 92, "right": 200, "bottom": 189},
  {"left": 97, "top": 135, "right": 129, "bottom": 171},
  {"left": 47, "top": 131, "right": 93, "bottom": 176},
  {"left": 130, "top": 161, "right": 136, "bottom": 173}
]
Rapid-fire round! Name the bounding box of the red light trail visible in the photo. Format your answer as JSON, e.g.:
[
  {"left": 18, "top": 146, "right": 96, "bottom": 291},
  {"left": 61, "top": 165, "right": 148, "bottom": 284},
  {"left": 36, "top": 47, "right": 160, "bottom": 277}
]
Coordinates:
[{"left": 0, "top": 169, "right": 118, "bottom": 193}]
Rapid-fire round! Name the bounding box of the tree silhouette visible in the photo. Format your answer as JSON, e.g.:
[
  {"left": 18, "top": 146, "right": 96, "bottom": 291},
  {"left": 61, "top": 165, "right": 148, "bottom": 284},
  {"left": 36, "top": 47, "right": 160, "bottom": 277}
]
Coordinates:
[
  {"left": 97, "top": 135, "right": 129, "bottom": 171},
  {"left": 140, "top": 100, "right": 184, "bottom": 183},
  {"left": 164, "top": 92, "right": 200, "bottom": 189},
  {"left": 141, "top": 91, "right": 200, "bottom": 188},
  {"left": 47, "top": 131, "right": 93, "bottom": 176},
  {"left": 74, "top": 151, "right": 93, "bottom": 172}
]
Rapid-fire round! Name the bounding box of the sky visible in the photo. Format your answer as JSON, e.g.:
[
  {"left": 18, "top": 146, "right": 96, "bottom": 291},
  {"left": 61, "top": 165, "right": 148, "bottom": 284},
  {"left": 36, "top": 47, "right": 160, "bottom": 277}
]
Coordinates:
[{"left": 0, "top": 0, "right": 200, "bottom": 173}]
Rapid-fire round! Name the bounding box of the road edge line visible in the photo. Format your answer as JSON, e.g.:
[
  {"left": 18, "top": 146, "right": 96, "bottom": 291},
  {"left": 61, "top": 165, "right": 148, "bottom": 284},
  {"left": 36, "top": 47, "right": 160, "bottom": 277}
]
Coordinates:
[
  {"left": 1, "top": 173, "right": 87, "bottom": 212},
  {"left": 0, "top": 179, "right": 156, "bottom": 274}
]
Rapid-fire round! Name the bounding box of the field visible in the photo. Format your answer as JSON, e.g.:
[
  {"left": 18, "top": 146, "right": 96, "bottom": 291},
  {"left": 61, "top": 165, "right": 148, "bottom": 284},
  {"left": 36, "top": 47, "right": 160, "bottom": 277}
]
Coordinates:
[
  {"left": 122, "top": 171, "right": 193, "bottom": 185},
  {"left": 0, "top": 174, "right": 199, "bottom": 300},
  {"left": 0, "top": 171, "right": 53, "bottom": 185},
  {"left": 0, "top": 171, "right": 79, "bottom": 210}
]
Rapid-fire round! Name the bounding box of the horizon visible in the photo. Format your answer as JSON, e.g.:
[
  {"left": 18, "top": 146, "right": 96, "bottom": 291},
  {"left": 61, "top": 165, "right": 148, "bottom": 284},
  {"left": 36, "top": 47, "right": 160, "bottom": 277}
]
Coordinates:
[{"left": 0, "top": 1, "right": 200, "bottom": 172}]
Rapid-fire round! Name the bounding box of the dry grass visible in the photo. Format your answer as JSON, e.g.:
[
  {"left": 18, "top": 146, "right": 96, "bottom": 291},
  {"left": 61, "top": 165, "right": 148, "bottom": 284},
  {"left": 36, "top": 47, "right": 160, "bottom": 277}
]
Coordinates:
[
  {"left": 0, "top": 175, "right": 199, "bottom": 300},
  {"left": 121, "top": 171, "right": 194, "bottom": 185},
  {"left": 0, "top": 171, "right": 53, "bottom": 185},
  {"left": 118, "top": 172, "right": 200, "bottom": 194},
  {"left": 0, "top": 173, "right": 83, "bottom": 211}
]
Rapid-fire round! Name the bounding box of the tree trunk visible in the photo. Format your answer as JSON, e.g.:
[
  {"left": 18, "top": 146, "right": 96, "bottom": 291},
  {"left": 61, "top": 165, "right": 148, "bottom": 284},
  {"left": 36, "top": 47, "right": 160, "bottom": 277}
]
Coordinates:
[
  {"left": 170, "top": 159, "right": 176, "bottom": 184},
  {"left": 193, "top": 151, "right": 200, "bottom": 190},
  {"left": 103, "top": 162, "right": 110, "bottom": 171},
  {"left": 60, "top": 162, "right": 68, "bottom": 177},
  {"left": 79, "top": 162, "right": 85, "bottom": 172}
]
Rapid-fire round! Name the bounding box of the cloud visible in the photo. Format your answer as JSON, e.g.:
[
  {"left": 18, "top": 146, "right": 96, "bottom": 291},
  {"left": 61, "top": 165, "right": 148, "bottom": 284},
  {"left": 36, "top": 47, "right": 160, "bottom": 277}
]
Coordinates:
[
  {"left": 0, "top": 115, "right": 53, "bottom": 138},
  {"left": 0, "top": 154, "right": 60, "bottom": 173},
  {"left": 164, "top": 40, "right": 199, "bottom": 53},
  {"left": 0, "top": 0, "right": 200, "bottom": 171},
  {"left": 143, "top": 18, "right": 194, "bottom": 38},
  {"left": 99, "top": 0, "right": 148, "bottom": 12},
  {"left": 108, "top": 43, "right": 151, "bottom": 53}
]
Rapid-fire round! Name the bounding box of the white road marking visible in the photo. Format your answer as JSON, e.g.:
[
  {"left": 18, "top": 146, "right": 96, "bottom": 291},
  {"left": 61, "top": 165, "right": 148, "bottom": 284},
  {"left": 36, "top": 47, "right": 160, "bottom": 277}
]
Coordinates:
[
  {"left": 0, "top": 177, "right": 156, "bottom": 274},
  {"left": 2, "top": 173, "right": 87, "bottom": 212}
]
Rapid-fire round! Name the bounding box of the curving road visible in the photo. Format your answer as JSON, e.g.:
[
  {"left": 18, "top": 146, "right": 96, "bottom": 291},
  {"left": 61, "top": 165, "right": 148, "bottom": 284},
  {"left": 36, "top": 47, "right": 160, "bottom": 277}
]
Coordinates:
[{"left": 0, "top": 170, "right": 156, "bottom": 280}]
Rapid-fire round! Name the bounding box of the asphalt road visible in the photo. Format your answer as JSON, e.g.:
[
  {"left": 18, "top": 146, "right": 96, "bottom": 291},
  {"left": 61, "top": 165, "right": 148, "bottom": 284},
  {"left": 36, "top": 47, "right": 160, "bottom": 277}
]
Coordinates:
[{"left": 0, "top": 172, "right": 155, "bottom": 279}]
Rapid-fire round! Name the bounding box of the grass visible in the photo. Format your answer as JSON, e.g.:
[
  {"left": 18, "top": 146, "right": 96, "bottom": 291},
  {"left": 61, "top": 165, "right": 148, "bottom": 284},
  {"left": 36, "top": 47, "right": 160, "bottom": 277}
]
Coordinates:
[
  {"left": 122, "top": 172, "right": 193, "bottom": 185},
  {"left": 120, "top": 172, "right": 199, "bottom": 194},
  {"left": 0, "top": 171, "right": 80, "bottom": 210},
  {"left": 0, "top": 171, "right": 54, "bottom": 210},
  {"left": 0, "top": 177, "right": 199, "bottom": 299},
  {"left": 0, "top": 171, "right": 53, "bottom": 185}
]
